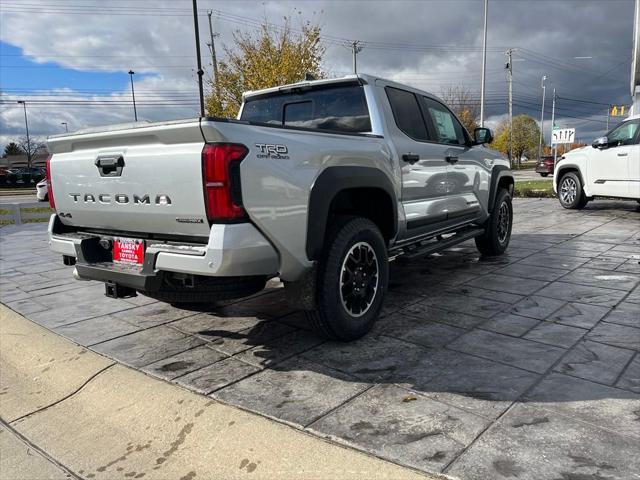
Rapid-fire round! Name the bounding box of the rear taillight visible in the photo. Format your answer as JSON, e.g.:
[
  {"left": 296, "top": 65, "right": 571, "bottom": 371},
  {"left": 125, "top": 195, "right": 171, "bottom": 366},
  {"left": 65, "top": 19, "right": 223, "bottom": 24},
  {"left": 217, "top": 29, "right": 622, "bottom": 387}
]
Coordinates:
[
  {"left": 202, "top": 143, "right": 248, "bottom": 222},
  {"left": 45, "top": 154, "right": 55, "bottom": 210}
]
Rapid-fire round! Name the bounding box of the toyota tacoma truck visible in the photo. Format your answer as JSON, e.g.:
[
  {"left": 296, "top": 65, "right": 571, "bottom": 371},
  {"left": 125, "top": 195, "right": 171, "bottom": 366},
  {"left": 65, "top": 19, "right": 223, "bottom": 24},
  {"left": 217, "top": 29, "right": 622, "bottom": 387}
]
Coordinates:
[{"left": 46, "top": 74, "right": 514, "bottom": 341}]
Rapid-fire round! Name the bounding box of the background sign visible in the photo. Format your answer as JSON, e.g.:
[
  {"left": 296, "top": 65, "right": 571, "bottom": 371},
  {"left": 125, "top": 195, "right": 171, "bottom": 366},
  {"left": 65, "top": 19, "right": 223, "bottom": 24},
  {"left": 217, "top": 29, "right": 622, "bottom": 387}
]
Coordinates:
[
  {"left": 552, "top": 128, "right": 575, "bottom": 145},
  {"left": 610, "top": 105, "right": 626, "bottom": 117}
]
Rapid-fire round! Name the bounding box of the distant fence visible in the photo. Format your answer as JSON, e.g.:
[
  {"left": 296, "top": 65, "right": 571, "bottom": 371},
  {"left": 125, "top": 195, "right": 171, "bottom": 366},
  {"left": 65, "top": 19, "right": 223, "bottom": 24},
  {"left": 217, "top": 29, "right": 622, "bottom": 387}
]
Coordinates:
[{"left": 0, "top": 202, "right": 52, "bottom": 225}]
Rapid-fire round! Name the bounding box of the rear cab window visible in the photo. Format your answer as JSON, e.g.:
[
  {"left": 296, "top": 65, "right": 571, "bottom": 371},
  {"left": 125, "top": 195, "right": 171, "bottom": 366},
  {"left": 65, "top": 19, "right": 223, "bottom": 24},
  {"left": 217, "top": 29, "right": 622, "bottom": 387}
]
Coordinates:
[{"left": 240, "top": 83, "right": 372, "bottom": 134}]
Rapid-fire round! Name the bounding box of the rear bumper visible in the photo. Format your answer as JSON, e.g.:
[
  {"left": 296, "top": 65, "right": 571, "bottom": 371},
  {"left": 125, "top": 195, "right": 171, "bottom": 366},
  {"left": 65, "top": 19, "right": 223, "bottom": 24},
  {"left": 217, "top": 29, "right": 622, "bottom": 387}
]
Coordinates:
[{"left": 48, "top": 215, "right": 279, "bottom": 287}]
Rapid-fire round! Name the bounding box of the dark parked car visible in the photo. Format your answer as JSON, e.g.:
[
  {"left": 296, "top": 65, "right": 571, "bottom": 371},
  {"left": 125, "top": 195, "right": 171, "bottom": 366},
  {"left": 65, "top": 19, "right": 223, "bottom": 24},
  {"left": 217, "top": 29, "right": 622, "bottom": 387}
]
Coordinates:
[
  {"left": 0, "top": 167, "right": 9, "bottom": 185},
  {"left": 535, "top": 156, "right": 555, "bottom": 177},
  {"left": 7, "top": 167, "right": 45, "bottom": 185}
]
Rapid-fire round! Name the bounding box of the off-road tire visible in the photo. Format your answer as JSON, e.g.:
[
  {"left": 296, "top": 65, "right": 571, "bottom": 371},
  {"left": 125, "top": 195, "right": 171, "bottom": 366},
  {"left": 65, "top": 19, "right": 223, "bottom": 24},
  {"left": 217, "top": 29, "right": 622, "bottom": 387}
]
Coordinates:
[
  {"left": 139, "top": 275, "right": 266, "bottom": 304},
  {"left": 306, "top": 216, "right": 388, "bottom": 341},
  {"left": 475, "top": 188, "right": 513, "bottom": 256},
  {"left": 558, "top": 172, "right": 588, "bottom": 209}
]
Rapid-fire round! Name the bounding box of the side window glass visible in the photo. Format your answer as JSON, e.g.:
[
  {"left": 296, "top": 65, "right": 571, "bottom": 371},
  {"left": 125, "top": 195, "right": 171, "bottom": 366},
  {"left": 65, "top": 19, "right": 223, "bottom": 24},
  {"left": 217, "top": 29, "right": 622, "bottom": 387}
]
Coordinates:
[
  {"left": 420, "top": 96, "right": 466, "bottom": 145},
  {"left": 607, "top": 120, "right": 640, "bottom": 147},
  {"left": 385, "top": 87, "right": 429, "bottom": 141}
]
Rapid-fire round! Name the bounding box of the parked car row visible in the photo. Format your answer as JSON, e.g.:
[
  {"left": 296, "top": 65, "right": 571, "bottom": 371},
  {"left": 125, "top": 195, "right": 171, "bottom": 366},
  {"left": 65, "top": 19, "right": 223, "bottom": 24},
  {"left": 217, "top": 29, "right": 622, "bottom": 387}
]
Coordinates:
[{"left": 0, "top": 166, "right": 45, "bottom": 185}]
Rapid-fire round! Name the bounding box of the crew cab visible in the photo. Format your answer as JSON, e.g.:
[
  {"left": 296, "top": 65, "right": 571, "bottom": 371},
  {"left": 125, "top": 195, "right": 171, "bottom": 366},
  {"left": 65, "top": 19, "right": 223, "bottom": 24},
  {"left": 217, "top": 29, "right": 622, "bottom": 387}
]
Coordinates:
[
  {"left": 46, "top": 74, "right": 514, "bottom": 341},
  {"left": 555, "top": 114, "right": 640, "bottom": 208}
]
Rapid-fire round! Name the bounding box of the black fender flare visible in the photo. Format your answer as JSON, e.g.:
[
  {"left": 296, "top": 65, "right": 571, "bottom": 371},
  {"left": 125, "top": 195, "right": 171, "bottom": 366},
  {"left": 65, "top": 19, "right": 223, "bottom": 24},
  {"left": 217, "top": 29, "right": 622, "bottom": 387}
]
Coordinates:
[
  {"left": 488, "top": 166, "right": 514, "bottom": 212},
  {"left": 306, "top": 166, "right": 398, "bottom": 261},
  {"left": 555, "top": 164, "right": 585, "bottom": 189}
]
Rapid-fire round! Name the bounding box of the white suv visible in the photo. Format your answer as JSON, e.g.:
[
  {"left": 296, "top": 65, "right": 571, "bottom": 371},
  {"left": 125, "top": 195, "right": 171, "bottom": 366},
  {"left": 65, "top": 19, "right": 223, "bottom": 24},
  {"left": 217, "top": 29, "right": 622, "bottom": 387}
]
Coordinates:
[{"left": 554, "top": 115, "right": 640, "bottom": 209}]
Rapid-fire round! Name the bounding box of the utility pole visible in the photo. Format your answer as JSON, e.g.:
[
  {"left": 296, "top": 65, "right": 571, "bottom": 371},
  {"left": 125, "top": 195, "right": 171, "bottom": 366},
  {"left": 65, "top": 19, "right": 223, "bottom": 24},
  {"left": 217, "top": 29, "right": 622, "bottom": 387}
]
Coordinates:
[
  {"left": 479, "top": 0, "right": 489, "bottom": 127},
  {"left": 505, "top": 48, "right": 513, "bottom": 166},
  {"left": 538, "top": 74, "right": 548, "bottom": 162},
  {"left": 351, "top": 41, "right": 363, "bottom": 74},
  {"left": 606, "top": 107, "right": 610, "bottom": 131},
  {"left": 550, "top": 88, "right": 557, "bottom": 168},
  {"left": 17, "top": 101, "right": 31, "bottom": 168},
  {"left": 128, "top": 70, "right": 137, "bottom": 121},
  {"left": 192, "top": 0, "right": 205, "bottom": 117},
  {"left": 207, "top": 11, "right": 220, "bottom": 99},
  {"left": 61, "top": 122, "right": 68, "bottom": 133}
]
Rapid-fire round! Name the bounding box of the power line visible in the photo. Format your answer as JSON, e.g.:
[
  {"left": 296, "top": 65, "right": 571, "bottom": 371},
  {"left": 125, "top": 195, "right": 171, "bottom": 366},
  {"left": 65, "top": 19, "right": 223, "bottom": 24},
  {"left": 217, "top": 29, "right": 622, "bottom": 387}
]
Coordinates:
[{"left": 556, "top": 96, "right": 613, "bottom": 107}]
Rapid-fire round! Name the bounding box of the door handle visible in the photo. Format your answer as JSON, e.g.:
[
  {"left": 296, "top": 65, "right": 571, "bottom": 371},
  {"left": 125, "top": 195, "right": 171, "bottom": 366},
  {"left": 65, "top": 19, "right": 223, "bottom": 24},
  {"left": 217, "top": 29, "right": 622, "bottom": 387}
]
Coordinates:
[
  {"left": 445, "top": 155, "right": 459, "bottom": 164},
  {"left": 402, "top": 153, "right": 420, "bottom": 164},
  {"left": 617, "top": 152, "right": 628, "bottom": 157}
]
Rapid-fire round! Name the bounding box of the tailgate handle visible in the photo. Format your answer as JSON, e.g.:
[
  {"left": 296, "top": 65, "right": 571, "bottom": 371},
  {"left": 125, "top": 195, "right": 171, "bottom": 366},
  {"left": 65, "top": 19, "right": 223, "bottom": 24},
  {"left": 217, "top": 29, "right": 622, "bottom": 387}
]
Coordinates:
[{"left": 95, "top": 155, "right": 125, "bottom": 177}]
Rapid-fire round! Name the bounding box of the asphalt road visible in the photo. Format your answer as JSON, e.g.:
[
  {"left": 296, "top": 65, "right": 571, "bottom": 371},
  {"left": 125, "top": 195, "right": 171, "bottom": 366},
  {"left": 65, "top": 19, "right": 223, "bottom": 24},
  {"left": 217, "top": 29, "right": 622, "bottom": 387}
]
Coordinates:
[
  {"left": 512, "top": 169, "right": 550, "bottom": 182},
  {"left": 0, "top": 194, "right": 38, "bottom": 204}
]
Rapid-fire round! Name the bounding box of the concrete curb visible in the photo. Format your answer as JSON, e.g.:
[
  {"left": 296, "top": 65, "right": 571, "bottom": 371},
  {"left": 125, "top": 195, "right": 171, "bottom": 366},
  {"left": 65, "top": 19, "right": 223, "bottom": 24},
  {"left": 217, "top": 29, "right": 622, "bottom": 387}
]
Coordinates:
[{"left": 0, "top": 306, "right": 437, "bottom": 480}]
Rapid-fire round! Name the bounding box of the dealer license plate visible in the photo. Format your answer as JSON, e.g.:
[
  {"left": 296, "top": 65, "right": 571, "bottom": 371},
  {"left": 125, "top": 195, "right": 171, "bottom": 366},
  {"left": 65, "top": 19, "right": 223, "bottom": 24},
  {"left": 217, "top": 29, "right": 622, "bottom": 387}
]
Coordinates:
[{"left": 113, "top": 237, "right": 145, "bottom": 264}]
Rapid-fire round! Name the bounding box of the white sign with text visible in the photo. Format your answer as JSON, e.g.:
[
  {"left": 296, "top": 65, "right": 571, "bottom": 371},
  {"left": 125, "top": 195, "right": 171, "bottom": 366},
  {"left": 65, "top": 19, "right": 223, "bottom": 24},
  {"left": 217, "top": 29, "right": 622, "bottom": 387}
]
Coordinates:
[{"left": 552, "top": 128, "right": 575, "bottom": 145}]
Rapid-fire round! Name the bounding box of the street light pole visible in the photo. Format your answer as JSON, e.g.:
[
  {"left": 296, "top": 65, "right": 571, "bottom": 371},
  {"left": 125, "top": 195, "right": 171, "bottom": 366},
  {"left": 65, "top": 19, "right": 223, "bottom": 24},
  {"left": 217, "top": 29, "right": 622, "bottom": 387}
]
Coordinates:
[
  {"left": 61, "top": 122, "right": 68, "bottom": 133},
  {"left": 17, "top": 100, "right": 31, "bottom": 168},
  {"left": 479, "top": 0, "right": 489, "bottom": 127},
  {"left": 550, "top": 88, "right": 557, "bottom": 168},
  {"left": 128, "top": 70, "right": 138, "bottom": 121},
  {"left": 192, "top": 0, "right": 206, "bottom": 117},
  {"left": 538, "top": 75, "right": 548, "bottom": 162}
]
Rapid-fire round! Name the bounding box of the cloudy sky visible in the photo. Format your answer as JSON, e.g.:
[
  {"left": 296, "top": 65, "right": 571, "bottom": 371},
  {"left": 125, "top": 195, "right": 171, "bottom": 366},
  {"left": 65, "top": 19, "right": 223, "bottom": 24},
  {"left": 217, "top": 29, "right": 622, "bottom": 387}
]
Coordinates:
[{"left": 0, "top": 0, "right": 636, "bottom": 150}]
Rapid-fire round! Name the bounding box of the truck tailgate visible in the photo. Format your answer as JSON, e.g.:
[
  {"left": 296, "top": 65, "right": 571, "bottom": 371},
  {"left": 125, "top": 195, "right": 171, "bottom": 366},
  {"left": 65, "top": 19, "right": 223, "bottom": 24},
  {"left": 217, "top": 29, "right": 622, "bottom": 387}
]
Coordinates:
[{"left": 47, "top": 119, "right": 211, "bottom": 237}]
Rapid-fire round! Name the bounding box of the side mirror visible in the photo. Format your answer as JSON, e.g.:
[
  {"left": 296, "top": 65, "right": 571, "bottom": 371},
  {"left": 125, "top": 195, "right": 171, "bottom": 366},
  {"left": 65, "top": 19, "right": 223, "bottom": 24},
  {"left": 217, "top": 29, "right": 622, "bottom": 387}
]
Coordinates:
[
  {"left": 474, "top": 127, "right": 493, "bottom": 145},
  {"left": 592, "top": 136, "right": 608, "bottom": 149}
]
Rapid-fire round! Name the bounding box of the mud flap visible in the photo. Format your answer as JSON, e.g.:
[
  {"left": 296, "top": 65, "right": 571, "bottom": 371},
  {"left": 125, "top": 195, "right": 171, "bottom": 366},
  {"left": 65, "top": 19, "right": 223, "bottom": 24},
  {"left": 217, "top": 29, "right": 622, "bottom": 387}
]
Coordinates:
[{"left": 283, "top": 265, "right": 317, "bottom": 310}]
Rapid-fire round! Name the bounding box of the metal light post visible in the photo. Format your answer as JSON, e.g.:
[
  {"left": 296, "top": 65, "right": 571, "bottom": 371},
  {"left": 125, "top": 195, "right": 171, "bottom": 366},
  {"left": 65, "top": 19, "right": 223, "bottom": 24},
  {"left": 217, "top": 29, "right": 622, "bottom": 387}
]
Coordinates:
[
  {"left": 192, "top": 0, "right": 205, "bottom": 117},
  {"left": 61, "top": 122, "right": 68, "bottom": 133},
  {"left": 128, "top": 70, "right": 138, "bottom": 121},
  {"left": 17, "top": 100, "right": 31, "bottom": 168},
  {"left": 550, "top": 88, "right": 557, "bottom": 168},
  {"left": 479, "top": 0, "right": 489, "bottom": 127},
  {"left": 538, "top": 75, "right": 548, "bottom": 161}
]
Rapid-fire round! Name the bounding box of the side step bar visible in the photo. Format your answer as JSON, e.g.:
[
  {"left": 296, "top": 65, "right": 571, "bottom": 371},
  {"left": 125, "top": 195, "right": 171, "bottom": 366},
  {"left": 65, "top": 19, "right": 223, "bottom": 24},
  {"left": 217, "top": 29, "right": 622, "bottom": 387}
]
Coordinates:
[{"left": 391, "top": 227, "right": 485, "bottom": 261}]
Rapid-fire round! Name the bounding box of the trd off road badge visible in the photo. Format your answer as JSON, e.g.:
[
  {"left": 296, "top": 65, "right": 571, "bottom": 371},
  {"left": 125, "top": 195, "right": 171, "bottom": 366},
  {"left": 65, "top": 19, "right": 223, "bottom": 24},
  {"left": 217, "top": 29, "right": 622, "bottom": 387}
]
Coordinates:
[{"left": 255, "top": 143, "right": 289, "bottom": 159}]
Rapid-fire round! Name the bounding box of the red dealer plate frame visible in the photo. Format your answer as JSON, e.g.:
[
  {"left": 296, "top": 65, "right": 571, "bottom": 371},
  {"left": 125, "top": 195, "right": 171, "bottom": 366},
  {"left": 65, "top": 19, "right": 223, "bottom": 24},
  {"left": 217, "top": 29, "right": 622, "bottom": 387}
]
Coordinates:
[{"left": 113, "top": 237, "right": 145, "bottom": 264}]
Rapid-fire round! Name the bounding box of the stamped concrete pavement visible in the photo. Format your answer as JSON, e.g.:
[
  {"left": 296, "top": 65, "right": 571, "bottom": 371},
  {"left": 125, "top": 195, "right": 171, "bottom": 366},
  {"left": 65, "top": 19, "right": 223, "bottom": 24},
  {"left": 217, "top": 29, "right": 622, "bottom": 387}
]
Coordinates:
[{"left": 1, "top": 198, "right": 639, "bottom": 479}]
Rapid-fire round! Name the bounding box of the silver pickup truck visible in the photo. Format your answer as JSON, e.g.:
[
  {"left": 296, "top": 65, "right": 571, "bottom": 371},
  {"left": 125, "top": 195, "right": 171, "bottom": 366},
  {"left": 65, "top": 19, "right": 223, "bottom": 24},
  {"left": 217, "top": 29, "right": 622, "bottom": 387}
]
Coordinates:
[{"left": 46, "top": 74, "right": 514, "bottom": 340}]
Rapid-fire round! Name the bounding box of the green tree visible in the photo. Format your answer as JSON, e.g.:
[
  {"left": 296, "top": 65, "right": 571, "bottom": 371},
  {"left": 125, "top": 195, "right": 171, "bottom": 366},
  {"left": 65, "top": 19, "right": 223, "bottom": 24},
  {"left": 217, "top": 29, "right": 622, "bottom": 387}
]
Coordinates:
[
  {"left": 206, "top": 18, "right": 325, "bottom": 118},
  {"left": 492, "top": 114, "right": 540, "bottom": 168},
  {"left": 3, "top": 142, "right": 22, "bottom": 156}
]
